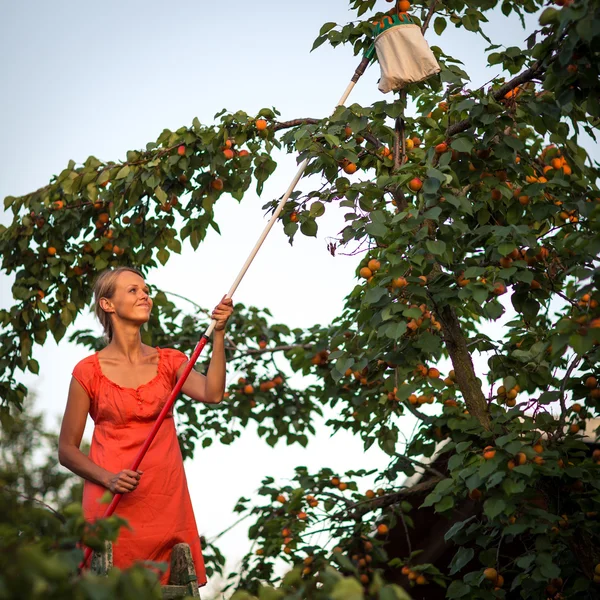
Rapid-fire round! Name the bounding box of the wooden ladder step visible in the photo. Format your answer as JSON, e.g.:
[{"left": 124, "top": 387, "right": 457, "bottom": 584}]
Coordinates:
[
  {"left": 91, "top": 541, "right": 200, "bottom": 598},
  {"left": 162, "top": 584, "right": 194, "bottom": 599}
]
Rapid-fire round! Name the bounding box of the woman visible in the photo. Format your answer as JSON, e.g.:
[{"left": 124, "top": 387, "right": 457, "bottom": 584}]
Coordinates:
[{"left": 59, "top": 266, "right": 233, "bottom": 587}]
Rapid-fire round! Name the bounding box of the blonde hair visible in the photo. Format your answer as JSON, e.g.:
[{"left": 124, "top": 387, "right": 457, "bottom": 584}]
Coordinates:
[{"left": 93, "top": 267, "right": 144, "bottom": 342}]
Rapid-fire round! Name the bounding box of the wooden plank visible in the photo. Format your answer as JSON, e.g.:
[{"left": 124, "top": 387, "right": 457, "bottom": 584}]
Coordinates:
[
  {"left": 169, "top": 543, "right": 200, "bottom": 598},
  {"left": 90, "top": 541, "right": 113, "bottom": 576},
  {"left": 162, "top": 585, "right": 192, "bottom": 599}
]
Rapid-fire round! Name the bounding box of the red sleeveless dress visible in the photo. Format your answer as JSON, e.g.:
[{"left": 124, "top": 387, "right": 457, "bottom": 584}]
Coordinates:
[{"left": 72, "top": 347, "right": 206, "bottom": 587}]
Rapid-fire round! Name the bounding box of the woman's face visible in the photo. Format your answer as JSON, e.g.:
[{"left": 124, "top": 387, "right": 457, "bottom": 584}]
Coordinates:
[{"left": 105, "top": 271, "right": 153, "bottom": 326}]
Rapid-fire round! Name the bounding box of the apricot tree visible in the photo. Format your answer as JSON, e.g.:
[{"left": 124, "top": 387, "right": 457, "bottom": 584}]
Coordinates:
[{"left": 1, "top": 0, "right": 600, "bottom": 598}]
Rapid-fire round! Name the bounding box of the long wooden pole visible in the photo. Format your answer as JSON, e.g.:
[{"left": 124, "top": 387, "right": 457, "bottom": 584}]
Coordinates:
[{"left": 80, "top": 55, "right": 371, "bottom": 571}]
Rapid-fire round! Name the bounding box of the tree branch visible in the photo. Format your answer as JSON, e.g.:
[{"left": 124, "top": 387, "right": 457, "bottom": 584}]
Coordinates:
[
  {"left": 344, "top": 476, "right": 445, "bottom": 521},
  {"left": 231, "top": 343, "right": 312, "bottom": 356},
  {"left": 421, "top": 0, "right": 439, "bottom": 36},
  {"left": 447, "top": 61, "right": 547, "bottom": 138},
  {"left": 273, "top": 118, "right": 319, "bottom": 132}
]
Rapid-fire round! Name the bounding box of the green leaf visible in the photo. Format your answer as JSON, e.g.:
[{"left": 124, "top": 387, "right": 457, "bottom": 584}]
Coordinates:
[
  {"left": 157, "top": 248, "right": 170, "bottom": 266},
  {"left": 331, "top": 577, "right": 364, "bottom": 600},
  {"left": 309, "top": 201, "right": 325, "bottom": 217},
  {"left": 115, "top": 165, "right": 130, "bottom": 180},
  {"left": 434, "top": 16, "right": 447, "bottom": 36},
  {"left": 504, "top": 136, "right": 524, "bottom": 151},
  {"left": 258, "top": 586, "right": 284, "bottom": 600},
  {"left": 155, "top": 186, "right": 168, "bottom": 205},
  {"left": 284, "top": 222, "right": 298, "bottom": 238},
  {"left": 539, "top": 7, "right": 559, "bottom": 25},
  {"left": 319, "top": 22, "right": 337, "bottom": 35},
  {"left": 449, "top": 546, "right": 474, "bottom": 575},
  {"left": 364, "top": 286, "right": 387, "bottom": 305},
  {"left": 435, "top": 495, "right": 455, "bottom": 513},
  {"left": 447, "top": 580, "right": 471, "bottom": 598},
  {"left": 365, "top": 221, "right": 388, "bottom": 237},
  {"left": 450, "top": 137, "right": 474, "bottom": 153},
  {"left": 426, "top": 240, "right": 447, "bottom": 256},
  {"left": 483, "top": 497, "right": 506, "bottom": 519},
  {"left": 301, "top": 219, "right": 318, "bottom": 237}
]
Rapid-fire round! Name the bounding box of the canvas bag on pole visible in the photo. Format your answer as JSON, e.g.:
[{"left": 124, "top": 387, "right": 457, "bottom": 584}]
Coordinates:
[{"left": 364, "top": 9, "right": 441, "bottom": 93}]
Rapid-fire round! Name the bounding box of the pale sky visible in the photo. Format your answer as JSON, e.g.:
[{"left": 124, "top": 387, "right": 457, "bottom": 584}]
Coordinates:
[{"left": 1, "top": 1, "right": 594, "bottom": 597}]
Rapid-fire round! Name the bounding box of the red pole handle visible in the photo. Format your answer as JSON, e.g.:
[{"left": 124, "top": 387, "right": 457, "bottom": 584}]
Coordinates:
[{"left": 79, "top": 334, "right": 210, "bottom": 569}]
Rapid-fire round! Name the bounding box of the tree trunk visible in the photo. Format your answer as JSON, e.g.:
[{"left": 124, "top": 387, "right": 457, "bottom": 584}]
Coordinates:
[{"left": 438, "top": 304, "right": 490, "bottom": 430}]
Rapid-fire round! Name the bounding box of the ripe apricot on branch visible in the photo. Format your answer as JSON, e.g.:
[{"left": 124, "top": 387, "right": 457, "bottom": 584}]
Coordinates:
[
  {"left": 367, "top": 259, "right": 380, "bottom": 272},
  {"left": 177, "top": 145, "right": 186, "bottom": 156},
  {"left": 255, "top": 118, "right": 268, "bottom": 131},
  {"left": 359, "top": 267, "right": 373, "bottom": 279},
  {"left": 211, "top": 178, "right": 224, "bottom": 191},
  {"left": 483, "top": 446, "right": 496, "bottom": 460},
  {"left": 408, "top": 178, "right": 423, "bottom": 192},
  {"left": 343, "top": 162, "right": 358, "bottom": 174}
]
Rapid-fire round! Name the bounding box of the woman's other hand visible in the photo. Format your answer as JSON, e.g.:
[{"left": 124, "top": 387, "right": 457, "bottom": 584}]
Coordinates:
[
  {"left": 107, "top": 469, "right": 143, "bottom": 493},
  {"left": 212, "top": 296, "right": 234, "bottom": 331}
]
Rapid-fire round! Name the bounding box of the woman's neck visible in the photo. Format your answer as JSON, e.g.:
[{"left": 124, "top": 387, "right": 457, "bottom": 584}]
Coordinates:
[{"left": 105, "top": 326, "right": 147, "bottom": 363}]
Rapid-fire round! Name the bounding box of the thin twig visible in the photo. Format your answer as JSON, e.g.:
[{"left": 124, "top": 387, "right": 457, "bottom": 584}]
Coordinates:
[
  {"left": 206, "top": 513, "right": 251, "bottom": 544},
  {"left": 421, "top": 0, "right": 439, "bottom": 35},
  {"left": 397, "top": 508, "right": 413, "bottom": 557},
  {"left": 234, "top": 344, "right": 313, "bottom": 356},
  {"left": 393, "top": 453, "right": 445, "bottom": 479},
  {"left": 4, "top": 488, "right": 66, "bottom": 523}
]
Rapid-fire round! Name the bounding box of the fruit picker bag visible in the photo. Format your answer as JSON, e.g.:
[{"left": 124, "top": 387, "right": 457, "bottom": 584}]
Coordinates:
[{"left": 365, "top": 10, "right": 440, "bottom": 93}]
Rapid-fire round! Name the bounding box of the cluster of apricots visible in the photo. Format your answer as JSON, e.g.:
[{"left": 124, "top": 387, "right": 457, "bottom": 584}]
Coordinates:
[
  {"left": 234, "top": 375, "right": 284, "bottom": 400},
  {"left": 579, "top": 294, "right": 599, "bottom": 311},
  {"left": 365, "top": 488, "right": 386, "bottom": 499},
  {"left": 221, "top": 137, "right": 250, "bottom": 161},
  {"left": 257, "top": 493, "right": 316, "bottom": 557},
  {"left": 483, "top": 567, "right": 505, "bottom": 591},
  {"left": 342, "top": 366, "right": 378, "bottom": 389},
  {"left": 158, "top": 194, "right": 180, "bottom": 213},
  {"left": 584, "top": 375, "right": 600, "bottom": 400},
  {"left": 545, "top": 578, "right": 565, "bottom": 598},
  {"left": 457, "top": 244, "right": 559, "bottom": 294},
  {"left": 409, "top": 304, "right": 442, "bottom": 333},
  {"left": 497, "top": 383, "right": 521, "bottom": 407},
  {"left": 401, "top": 565, "right": 428, "bottom": 586},
  {"left": 359, "top": 258, "right": 381, "bottom": 281},
  {"left": 458, "top": 271, "right": 507, "bottom": 295},
  {"left": 570, "top": 298, "right": 600, "bottom": 333},
  {"left": 330, "top": 475, "right": 352, "bottom": 492},
  {"left": 311, "top": 349, "right": 330, "bottom": 367},
  {"left": 330, "top": 536, "right": 377, "bottom": 585}
]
